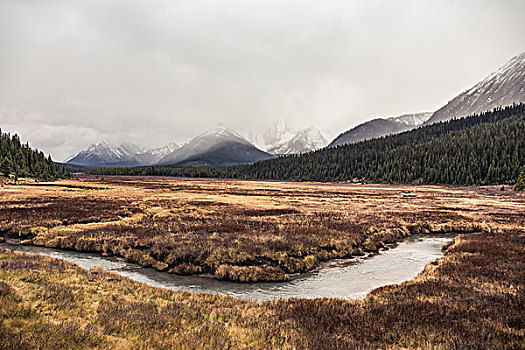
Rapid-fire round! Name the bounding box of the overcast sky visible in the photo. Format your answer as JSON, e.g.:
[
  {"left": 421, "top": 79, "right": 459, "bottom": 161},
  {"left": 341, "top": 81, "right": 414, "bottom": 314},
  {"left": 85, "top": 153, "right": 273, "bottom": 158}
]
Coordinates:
[{"left": 0, "top": 0, "right": 523, "bottom": 161}]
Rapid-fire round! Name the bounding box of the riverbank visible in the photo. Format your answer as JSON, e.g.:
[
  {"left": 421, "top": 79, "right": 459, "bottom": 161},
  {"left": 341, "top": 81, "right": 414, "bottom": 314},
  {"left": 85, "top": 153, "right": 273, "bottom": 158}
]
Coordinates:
[
  {"left": 1, "top": 176, "right": 524, "bottom": 282},
  {"left": 2, "top": 235, "right": 453, "bottom": 300},
  {"left": 1, "top": 231, "right": 523, "bottom": 349}
]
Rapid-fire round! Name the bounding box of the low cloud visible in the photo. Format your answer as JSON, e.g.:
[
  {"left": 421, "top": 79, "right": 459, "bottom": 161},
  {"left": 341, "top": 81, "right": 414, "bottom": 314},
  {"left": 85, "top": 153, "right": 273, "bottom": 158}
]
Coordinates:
[{"left": 0, "top": 0, "right": 523, "bottom": 161}]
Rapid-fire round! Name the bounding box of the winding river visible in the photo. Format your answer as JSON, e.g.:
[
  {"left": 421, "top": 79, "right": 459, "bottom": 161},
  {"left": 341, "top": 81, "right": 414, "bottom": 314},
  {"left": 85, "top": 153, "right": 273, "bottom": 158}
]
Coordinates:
[{"left": 2, "top": 235, "right": 452, "bottom": 301}]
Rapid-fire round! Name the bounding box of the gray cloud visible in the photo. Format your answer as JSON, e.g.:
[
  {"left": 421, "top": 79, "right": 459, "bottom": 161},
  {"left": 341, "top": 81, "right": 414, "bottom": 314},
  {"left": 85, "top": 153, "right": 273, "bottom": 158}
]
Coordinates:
[{"left": 0, "top": 0, "right": 523, "bottom": 161}]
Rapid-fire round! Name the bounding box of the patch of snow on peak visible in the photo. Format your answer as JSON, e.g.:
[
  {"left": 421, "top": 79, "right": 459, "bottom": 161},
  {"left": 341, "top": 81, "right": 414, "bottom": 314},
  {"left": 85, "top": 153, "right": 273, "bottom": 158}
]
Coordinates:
[
  {"left": 427, "top": 51, "right": 525, "bottom": 124},
  {"left": 389, "top": 112, "right": 432, "bottom": 126},
  {"left": 267, "top": 127, "right": 328, "bottom": 154}
]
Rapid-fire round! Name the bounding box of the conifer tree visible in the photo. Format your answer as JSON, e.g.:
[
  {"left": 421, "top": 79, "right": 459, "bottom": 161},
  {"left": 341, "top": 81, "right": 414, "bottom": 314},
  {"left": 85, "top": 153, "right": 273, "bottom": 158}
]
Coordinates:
[
  {"left": 0, "top": 157, "right": 12, "bottom": 177},
  {"left": 516, "top": 166, "right": 525, "bottom": 191}
]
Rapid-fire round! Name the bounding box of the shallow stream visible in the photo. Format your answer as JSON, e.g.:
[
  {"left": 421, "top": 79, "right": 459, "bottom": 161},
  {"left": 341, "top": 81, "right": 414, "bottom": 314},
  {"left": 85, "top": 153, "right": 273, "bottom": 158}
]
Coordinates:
[{"left": 2, "top": 235, "right": 452, "bottom": 301}]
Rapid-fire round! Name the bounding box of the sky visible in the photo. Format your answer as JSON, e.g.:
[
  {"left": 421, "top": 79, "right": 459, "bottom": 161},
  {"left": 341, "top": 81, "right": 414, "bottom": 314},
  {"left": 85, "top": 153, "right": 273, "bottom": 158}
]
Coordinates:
[{"left": 0, "top": 0, "right": 523, "bottom": 161}]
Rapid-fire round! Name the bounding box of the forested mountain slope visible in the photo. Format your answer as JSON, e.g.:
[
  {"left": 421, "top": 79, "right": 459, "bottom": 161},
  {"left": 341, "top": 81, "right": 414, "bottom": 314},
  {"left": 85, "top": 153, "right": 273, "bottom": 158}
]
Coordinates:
[
  {"left": 226, "top": 104, "right": 524, "bottom": 185},
  {"left": 91, "top": 105, "right": 524, "bottom": 186}
]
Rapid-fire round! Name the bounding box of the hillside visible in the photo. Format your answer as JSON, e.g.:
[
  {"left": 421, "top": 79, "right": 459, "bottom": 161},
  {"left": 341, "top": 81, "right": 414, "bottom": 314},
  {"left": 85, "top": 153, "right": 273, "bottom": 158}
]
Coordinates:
[
  {"left": 158, "top": 126, "right": 272, "bottom": 167},
  {"left": 329, "top": 112, "right": 431, "bottom": 147},
  {"left": 0, "top": 128, "right": 68, "bottom": 180},
  {"left": 90, "top": 104, "right": 525, "bottom": 186},
  {"left": 227, "top": 104, "right": 524, "bottom": 185},
  {"left": 426, "top": 51, "right": 525, "bottom": 124}
]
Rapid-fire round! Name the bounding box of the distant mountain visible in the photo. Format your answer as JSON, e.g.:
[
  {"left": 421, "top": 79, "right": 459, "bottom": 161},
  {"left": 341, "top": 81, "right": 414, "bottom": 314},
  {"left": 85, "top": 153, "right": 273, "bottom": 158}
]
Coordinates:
[
  {"left": 66, "top": 141, "right": 144, "bottom": 167},
  {"left": 268, "top": 127, "right": 328, "bottom": 154},
  {"left": 245, "top": 120, "right": 328, "bottom": 154},
  {"left": 157, "top": 126, "right": 273, "bottom": 167},
  {"left": 245, "top": 120, "right": 297, "bottom": 151},
  {"left": 67, "top": 141, "right": 179, "bottom": 168},
  {"left": 426, "top": 51, "right": 525, "bottom": 124},
  {"left": 226, "top": 104, "right": 525, "bottom": 186},
  {"left": 135, "top": 142, "right": 179, "bottom": 165},
  {"left": 391, "top": 113, "right": 431, "bottom": 126},
  {"left": 329, "top": 112, "right": 431, "bottom": 147}
]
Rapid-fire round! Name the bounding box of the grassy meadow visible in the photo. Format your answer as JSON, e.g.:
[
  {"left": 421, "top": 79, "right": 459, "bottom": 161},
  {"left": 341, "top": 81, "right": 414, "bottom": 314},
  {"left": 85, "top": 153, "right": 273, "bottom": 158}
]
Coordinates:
[
  {"left": 0, "top": 176, "right": 524, "bottom": 348},
  {"left": 0, "top": 231, "right": 523, "bottom": 349},
  {"left": 1, "top": 175, "right": 524, "bottom": 282}
]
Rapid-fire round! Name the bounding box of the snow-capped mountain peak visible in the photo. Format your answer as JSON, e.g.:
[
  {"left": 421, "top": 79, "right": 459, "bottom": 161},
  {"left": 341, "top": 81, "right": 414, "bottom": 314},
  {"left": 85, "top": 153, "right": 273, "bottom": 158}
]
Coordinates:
[
  {"left": 83, "top": 141, "right": 142, "bottom": 159},
  {"left": 389, "top": 112, "right": 432, "bottom": 126},
  {"left": 66, "top": 141, "right": 144, "bottom": 167},
  {"left": 426, "top": 51, "right": 525, "bottom": 124},
  {"left": 157, "top": 125, "right": 271, "bottom": 166},
  {"left": 244, "top": 120, "right": 328, "bottom": 154},
  {"left": 147, "top": 142, "right": 179, "bottom": 157},
  {"left": 268, "top": 127, "right": 328, "bottom": 155},
  {"left": 196, "top": 125, "right": 251, "bottom": 145}
]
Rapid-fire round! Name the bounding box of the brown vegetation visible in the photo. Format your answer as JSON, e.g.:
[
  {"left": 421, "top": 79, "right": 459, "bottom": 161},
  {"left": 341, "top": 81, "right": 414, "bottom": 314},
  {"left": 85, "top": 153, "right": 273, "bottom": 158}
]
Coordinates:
[
  {"left": 271, "top": 232, "right": 525, "bottom": 349},
  {"left": 1, "top": 176, "right": 524, "bottom": 281},
  {"left": 0, "top": 231, "right": 523, "bottom": 349}
]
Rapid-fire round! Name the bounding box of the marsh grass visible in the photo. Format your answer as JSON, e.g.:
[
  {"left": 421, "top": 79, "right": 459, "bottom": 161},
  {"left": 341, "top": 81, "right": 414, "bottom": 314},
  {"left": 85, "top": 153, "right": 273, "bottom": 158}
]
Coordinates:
[
  {"left": 0, "top": 231, "right": 523, "bottom": 349},
  {"left": 1, "top": 176, "right": 524, "bottom": 281}
]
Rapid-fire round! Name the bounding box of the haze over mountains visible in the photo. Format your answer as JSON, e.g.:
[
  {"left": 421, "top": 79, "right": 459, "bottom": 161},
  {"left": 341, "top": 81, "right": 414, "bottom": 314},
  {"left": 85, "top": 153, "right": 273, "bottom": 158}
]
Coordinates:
[
  {"left": 245, "top": 121, "right": 329, "bottom": 155},
  {"left": 67, "top": 51, "right": 524, "bottom": 168},
  {"left": 134, "top": 142, "right": 180, "bottom": 166},
  {"left": 267, "top": 127, "right": 328, "bottom": 155},
  {"left": 67, "top": 123, "right": 329, "bottom": 168}
]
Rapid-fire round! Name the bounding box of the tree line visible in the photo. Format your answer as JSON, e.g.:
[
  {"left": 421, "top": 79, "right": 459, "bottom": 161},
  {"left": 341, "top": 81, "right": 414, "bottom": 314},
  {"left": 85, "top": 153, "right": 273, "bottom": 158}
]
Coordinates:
[
  {"left": 0, "top": 129, "right": 69, "bottom": 180},
  {"left": 90, "top": 104, "right": 525, "bottom": 186}
]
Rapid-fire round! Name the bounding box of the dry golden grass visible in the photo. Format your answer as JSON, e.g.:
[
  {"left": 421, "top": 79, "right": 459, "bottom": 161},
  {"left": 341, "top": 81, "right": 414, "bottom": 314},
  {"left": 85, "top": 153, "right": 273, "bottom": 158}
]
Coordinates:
[
  {"left": 0, "top": 231, "right": 523, "bottom": 349},
  {"left": 1, "top": 175, "right": 524, "bottom": 281}
]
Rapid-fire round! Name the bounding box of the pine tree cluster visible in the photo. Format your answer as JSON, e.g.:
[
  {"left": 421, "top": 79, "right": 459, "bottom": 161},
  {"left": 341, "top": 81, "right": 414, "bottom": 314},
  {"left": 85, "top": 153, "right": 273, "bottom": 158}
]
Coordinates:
[
  {"left": 0, "top": 129, "right": 69, "bottom": 180},
  {"left": 90, "top": 165, "right": 224, "bottom": 178}
]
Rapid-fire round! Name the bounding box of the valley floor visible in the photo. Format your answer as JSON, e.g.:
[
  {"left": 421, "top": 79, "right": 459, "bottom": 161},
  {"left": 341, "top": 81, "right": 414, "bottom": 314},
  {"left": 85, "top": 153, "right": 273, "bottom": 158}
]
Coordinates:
[
  {"left": 1, "top": 176, "right": 524, "bottom": 282},
  {"left": 0, "top": 231, "right": 523, "bottom": 349},
  {"left": 0, "top": 176, "right": 524, "bottom": 348}
]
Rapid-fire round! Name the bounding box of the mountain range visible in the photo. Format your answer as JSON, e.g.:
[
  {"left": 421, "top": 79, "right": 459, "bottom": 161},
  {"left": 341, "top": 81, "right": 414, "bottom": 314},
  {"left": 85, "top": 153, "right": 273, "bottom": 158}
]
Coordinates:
[
  {"left": 66, "top": 141, "right": 180, "bottom": 168},
  {"left": 67, "top": 124, "right": 328, "bottom": 168},
  {"left": 68, "top": 51, "right": 524, "bottom": 169},
  {"left": 67, "top": 127, "right": 273, "bottom": 168}
]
